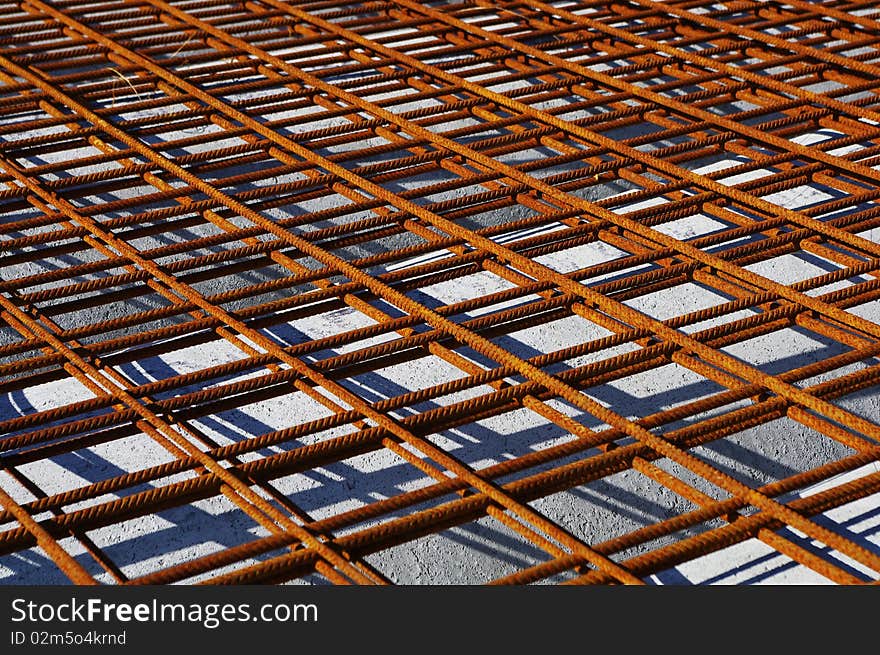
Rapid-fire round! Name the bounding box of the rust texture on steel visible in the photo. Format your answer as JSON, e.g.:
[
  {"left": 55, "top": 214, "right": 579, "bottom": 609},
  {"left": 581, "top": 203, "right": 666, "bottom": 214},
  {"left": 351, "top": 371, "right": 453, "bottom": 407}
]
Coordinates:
[{"left": 1, "top": 0, "right": 880, "bottom": 585}]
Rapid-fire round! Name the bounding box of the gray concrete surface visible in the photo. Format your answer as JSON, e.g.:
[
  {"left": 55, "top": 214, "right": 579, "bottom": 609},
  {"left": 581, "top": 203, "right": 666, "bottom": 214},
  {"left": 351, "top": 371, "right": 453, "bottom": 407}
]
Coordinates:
[{"left": 1, "top": 93, "right": 879, "bottom": 584}]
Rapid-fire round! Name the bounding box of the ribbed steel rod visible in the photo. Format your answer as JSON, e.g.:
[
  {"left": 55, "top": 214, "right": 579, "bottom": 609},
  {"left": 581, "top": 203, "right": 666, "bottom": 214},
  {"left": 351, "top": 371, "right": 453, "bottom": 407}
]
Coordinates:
[{"left": 2, "top": 0, "right": 879, "bottom": 585}]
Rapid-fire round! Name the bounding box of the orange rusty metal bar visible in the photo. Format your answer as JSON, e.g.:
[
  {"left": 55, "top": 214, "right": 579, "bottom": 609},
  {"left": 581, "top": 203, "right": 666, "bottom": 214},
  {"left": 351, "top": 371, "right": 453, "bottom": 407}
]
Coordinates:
[
  {"left": 2, "top": 0, "right": 880, "bottom": 585},
  {"left": 21, "top": 0, "right": 880, "bottom": 446},
  {"left": 9, "top": 2, "right": 878, "bottom": 575}
]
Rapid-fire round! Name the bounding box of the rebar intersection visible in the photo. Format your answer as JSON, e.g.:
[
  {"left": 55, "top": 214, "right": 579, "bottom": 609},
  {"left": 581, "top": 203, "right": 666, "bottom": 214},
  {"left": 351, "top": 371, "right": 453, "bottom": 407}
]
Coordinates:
[{"left": 2, "top": 0, "right": 880, "bottom": 584}]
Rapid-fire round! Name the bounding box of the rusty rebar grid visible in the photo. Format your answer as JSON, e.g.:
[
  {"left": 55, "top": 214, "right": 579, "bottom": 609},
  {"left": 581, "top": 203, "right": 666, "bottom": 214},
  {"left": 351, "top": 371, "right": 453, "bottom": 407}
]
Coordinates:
[{"left": 1, "top": 0, "right": 880, "bottom": 585}]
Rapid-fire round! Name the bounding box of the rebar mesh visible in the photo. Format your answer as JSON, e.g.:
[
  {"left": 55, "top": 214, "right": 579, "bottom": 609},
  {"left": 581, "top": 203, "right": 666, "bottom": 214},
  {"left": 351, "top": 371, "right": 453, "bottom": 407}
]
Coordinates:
[{"left": 2, "top": 0, "right": 880, "bottom": 585}]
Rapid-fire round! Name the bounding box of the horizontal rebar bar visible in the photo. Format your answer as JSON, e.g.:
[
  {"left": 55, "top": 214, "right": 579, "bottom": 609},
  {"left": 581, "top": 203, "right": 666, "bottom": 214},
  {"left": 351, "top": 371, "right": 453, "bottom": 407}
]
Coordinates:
[{"left": 2, "top": 0, "right": 880, "bottom": 586}]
